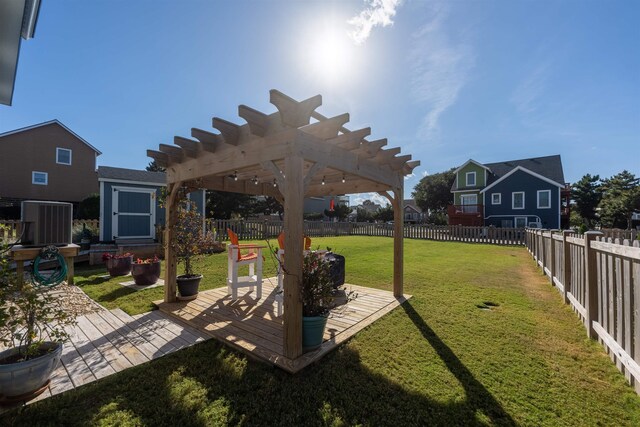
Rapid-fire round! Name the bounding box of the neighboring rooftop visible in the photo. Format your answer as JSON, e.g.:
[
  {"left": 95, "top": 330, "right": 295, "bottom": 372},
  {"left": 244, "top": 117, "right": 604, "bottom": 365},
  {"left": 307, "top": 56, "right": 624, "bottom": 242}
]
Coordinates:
[
  {"left": 98, "top": 166, "right": 166, "bottom": 185},
  {"left": 0, "top": 120, "right": 102, "bottom": 155}
]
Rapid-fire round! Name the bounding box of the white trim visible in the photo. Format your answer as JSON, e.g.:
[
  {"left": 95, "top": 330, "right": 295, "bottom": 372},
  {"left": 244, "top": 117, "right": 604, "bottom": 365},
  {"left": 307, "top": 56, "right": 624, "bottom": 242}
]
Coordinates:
[
  {"left": 453, "top": 159, "right": 492, "bottom": 174},
  {"left": 466, "top": 171, "right": 476, "bottom": 187},
  {"left": 111, "top": 186, "right": 156, "bottom": 240},
  {"left": 56, "top": 147, "right": 72, "bottom": 165},
  {"left": 537, "top": 189, "right": 551, "bottom": 209},
  {"left": 0, "top": 120, "right": 102, "bottom": 154},
  {"left": 479, "top": 166, "right": 564, "bottom": 193},
  {"left": 452, "top": 189, "right": 481, "bottom": 193},
  {"left": 98, "top": 177, "right": 166, "bottom": 186},
  {"left": 512, "top": 191, "right": 525, "bottom": 210},
  {"left": 99, "top": 181, "right": 105, "bottom": 241},
  {"left": 32, "top": 171, "right": 48, "bottom": 185},
  {"left": 491, "top": 193, "right": 501, "bottom": 205},
  {"left": 515, "top": 216, "right": 528, "bottom": 228}
]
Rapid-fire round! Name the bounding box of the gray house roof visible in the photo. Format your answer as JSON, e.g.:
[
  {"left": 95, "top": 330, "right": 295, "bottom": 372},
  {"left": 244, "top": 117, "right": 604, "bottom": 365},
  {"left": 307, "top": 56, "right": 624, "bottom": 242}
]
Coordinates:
[
  {"left": 98, "top": 166, "right": 166, "bottom": 185},
  {"left": 452, "top": 154, "right": 565, "bottom": 191},
  {"left": 484, "top": 155, "right": 565, "bottom": 186}
]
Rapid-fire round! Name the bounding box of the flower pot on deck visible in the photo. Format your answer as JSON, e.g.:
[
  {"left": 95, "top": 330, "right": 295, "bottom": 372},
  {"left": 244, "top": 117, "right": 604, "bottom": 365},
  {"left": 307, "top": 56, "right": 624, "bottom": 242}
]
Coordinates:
[
  {"left": 0, "top": 341, "right": 62, "bottom": 400},
  {"left": 302, "top": 316, "right": 328, "bottom": 351},
  {"left": 131, "top": 261, "right": 161, "bottom": 286},
  {"left": 177, "top": 274, "right": 202, "bottom": 298}
]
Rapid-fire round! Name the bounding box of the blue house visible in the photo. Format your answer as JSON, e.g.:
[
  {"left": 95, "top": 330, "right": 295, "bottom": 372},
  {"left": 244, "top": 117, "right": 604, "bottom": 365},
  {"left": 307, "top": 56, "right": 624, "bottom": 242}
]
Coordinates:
[
  {"left": 448, "top": 155, "right": 570, "bottom": 228},
  {"left": 98, "top": 166, "right": 205, "bottom": 242}
]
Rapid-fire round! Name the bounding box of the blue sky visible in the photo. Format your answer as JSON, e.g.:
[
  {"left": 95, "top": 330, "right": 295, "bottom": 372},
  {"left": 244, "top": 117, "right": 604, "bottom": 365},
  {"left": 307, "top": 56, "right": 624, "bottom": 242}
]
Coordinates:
[{"left": 2, "top": 0, "right": 638, "bottom": 206}]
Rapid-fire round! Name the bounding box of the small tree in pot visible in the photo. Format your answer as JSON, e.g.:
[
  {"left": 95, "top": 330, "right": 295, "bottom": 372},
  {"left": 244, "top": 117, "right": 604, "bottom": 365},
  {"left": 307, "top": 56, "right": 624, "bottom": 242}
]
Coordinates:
[
  {"left": 0, "top": 244, "right": 75, "bottom": 402},
  {"left": 171, "top": 201, "right": 217, "bottom": 299}
]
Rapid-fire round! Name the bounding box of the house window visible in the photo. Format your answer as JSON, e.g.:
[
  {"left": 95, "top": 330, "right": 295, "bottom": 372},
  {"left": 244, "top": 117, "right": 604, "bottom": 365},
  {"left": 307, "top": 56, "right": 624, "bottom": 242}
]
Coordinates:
[
  {"left": 56, "top": 148, "right": 72, "bottom": 165},
  {"left": 460, "top": 194, "right": 478, "bottom": 213},
  {"left": 466, "top": 171, "right": 476, "bottom": 187},
  {"left": 537, "top": 190, "right": 551, "bottom": 209},
  {"left": 512, "top": 192, "right": 525, "bottom": 209},
  {"left": 515, "top": 217, "right": 527, "bottom": 228},
  {"left": 491, "top": 193, "right": 501, "bottom": 205},
  {"left": 32, "top": 171, "right": 48, "bottom": 185}
]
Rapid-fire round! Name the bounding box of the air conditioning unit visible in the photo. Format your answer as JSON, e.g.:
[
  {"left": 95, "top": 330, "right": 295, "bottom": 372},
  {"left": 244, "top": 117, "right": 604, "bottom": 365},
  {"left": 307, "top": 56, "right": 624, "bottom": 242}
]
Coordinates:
[{"left": 21, "top": 201, "right": 73, "bottom": 246}]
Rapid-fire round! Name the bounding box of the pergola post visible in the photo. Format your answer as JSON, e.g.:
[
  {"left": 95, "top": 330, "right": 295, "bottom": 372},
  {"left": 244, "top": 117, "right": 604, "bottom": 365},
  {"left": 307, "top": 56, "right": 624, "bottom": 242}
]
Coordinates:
[
  {"left": 164, "top": 182, "right": 182, "bottom": 303},
  {"left": 283, "top": 153, "right": 304, "bottom": 359},
  {"left": 392, "top": 187, "right": 404, "bottom": 297}
]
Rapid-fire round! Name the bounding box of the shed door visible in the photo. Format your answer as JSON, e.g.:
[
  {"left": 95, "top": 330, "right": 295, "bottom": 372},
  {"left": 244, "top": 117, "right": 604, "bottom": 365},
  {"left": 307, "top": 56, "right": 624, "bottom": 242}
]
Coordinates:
[{"left": 111, "top": 187, "right": 156, "bottom": 239}]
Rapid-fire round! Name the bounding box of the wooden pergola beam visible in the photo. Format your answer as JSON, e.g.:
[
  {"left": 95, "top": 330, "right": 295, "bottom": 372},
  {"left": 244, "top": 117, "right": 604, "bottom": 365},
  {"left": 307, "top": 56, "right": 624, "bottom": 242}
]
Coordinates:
[
  {"left": 159, "top": 144, "right": 184, "bottom": 163},
  {"left": 355, "top": 138, "right": 387, "bottom": 159},
  {"left": 212, "top": 117, "right": 241, "bottom": 146},
  {"left": 146, "top": 150, "right": 169, "bottom": 168},
  {"left": 403, "top": 160, "right": 421, "bottom": 175},
  {"left": 270, "top": 89, "right": 322, "bottom": 128},
  {"left": 174, "top": 136, "right": 201, "bottom": 158},
  {"left": 299, "top": 113, "right": 350, "bottom": 140},
  {"left": 389, "top": 154, "right": 412, "bottom": 170},
  {"left": 238, "top": 105, "right": 269, "bottom": 137}
]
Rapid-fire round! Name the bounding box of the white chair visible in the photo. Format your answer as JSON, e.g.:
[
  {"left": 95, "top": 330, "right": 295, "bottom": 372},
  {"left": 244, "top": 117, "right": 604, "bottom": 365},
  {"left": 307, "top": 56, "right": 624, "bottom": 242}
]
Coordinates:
[{"left": 226, "top": 229, "right": 264, "bottom": 300}]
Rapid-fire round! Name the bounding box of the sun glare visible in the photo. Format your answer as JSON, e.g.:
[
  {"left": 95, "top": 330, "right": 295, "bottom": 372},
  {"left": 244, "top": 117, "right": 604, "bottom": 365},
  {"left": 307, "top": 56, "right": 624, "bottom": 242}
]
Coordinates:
[{"left": 303, "top": 27, "right": 360, "bottom": 87}]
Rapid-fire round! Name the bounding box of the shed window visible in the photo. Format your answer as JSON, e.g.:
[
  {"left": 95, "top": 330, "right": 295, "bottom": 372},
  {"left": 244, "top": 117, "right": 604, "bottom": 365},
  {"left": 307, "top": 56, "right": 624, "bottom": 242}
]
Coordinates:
[
  {"left": 32, "top": 171, "right": 48, "bottom": 185},
  {"left": 512, "top": 192, "right": 525, "bottom": 209},
  {"left": 56, "top": 148, "right": 72, "bottom": 165},
  {"left": 537, "top": 190, "right": 551, "bottom": 209},
  {"left": 466, "top": 171, "right": 476, "bottom": 186}
]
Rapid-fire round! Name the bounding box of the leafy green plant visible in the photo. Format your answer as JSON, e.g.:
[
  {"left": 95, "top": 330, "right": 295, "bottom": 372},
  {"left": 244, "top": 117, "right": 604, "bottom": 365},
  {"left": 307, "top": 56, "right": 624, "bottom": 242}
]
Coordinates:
[
  {"left": 171, "top": 201, "right": 217, "bottom": 277},
  {"left": 0, "top": 243, "right": 75, "bottom": 362},
  {"left": 301, "top": 251, "right": 355, "bottom": 317}
]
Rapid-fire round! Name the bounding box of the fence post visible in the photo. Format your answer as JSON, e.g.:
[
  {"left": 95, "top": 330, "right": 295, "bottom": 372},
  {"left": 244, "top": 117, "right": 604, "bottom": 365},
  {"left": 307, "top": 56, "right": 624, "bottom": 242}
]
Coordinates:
[
  {"left": 548, "top": 230, "right": 556, "bottom": 285},
  {"left": 562, "top": 230, "right": 572, "bottom": 305},
  {"left": 584, "top": 231, "right": 603, "bottom": 339}
]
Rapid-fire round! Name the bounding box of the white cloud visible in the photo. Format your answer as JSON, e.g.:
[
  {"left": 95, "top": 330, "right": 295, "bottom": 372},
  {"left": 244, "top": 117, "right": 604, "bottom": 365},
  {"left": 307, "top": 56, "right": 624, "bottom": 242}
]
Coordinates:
[
  {"left": 422, "top": 171, "right": 429, "bottom": 177},
  {"left": 350, "top": 192, "right": 391, "bottom": 207},
  {"left": 409, "top": 4, "right": 474, "bottom": 139},
  {"left": 348, "top": 0, "right": 403, "bottom": 45},
  {"left": 510, "top": 62, "right": 550, "bottom": 114}
]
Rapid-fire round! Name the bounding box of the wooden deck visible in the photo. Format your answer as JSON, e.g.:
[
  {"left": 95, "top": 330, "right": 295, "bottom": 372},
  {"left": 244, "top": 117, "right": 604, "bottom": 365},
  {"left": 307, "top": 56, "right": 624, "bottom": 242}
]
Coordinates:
[
  {"left": 17, "top": 308, "right": 209, "bottom": 407},
  {"left": 155, "top": 277, "right": 410, "bottom": 373}
]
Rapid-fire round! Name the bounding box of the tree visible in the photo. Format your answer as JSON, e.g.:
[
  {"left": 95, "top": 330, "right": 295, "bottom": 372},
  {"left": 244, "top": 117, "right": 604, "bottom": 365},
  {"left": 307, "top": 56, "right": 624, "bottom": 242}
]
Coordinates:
[
  {"left": 77, "top": 193, "right": 100, "bottom": 219},
  {"left": 206, "top": 191, "right": 255, "bottom": 219},
  {"left": 571, "top": 174, "right": 601, "bottom": 227},
  {"left": 374, "top": 205, "right": 394, "bottom": 222},
  {"left": 252, "top": 197, "right": 283, "bottom": 219},
  {"left": 146, "top": 160, "right": 166, "bottom": 172},
  {"left": 356, "top": 207, "right": 374, "bottom": 222},
  {"left": 412, "top": 168, "right": 456, "bottom": 215},
  {"left": 599, "top": 170, "right": 640, "bottom": 229},
  {"left": 324, "top": 203, "right": 350, "bottom": 221}
]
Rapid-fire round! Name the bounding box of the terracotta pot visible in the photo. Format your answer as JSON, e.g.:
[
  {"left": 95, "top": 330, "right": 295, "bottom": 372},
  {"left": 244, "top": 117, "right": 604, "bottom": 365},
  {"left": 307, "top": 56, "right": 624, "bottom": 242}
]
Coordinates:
[
  {"left": 106, "top": 256, "right": 132, "bottom": 277},
  {"left": 131, "top": 261, "right": 161, "bottom": 286}
]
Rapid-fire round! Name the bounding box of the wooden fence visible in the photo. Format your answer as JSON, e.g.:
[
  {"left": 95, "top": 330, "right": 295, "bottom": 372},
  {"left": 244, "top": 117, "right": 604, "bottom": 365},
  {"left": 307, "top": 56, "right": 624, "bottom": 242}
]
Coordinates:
[
  {"left": 0, "top": 219, "right": 99, "bottom": 243},
  {"left": 526, "top": 228, "right": 640, "bottom": 393},
  {"left": 209, "top": 220, "right": 526, "bottom": 245}
]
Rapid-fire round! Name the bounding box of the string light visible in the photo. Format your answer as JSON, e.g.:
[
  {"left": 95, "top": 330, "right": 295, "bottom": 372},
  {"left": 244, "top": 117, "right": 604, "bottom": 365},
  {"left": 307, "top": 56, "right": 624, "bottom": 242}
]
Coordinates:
[
  {"left": 273, "top": 179, "right": 277, "bottom": 187},
  {"left": 342, "top": 174, "right": 346, "bottom": 183},
  {"left": 253, "top": 175, "right": 258, "bottom": 185},
  {"left": 321, "top": 176, "right": 326, "bottom": 185},
  {"left": 233, "top": 170, "right": 238, "bottom": 181}
]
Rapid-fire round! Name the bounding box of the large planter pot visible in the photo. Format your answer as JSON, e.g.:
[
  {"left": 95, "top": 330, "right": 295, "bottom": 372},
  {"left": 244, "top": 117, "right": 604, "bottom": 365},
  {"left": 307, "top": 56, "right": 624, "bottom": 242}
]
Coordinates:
[
  {"left": 0, "top": 341, "right": 62, "bottom": 399},
  {"left": 302, "top": 316, "right": 328, "bottom": 351},
  {"left": 177, "top": 274, "right": 202, "bottom": 298},
  {"left": 131, "top": 261, "right": 161, "bottom": 286},
  {"left": 106, "top": 256, "right": 132, "bottom": 277}
]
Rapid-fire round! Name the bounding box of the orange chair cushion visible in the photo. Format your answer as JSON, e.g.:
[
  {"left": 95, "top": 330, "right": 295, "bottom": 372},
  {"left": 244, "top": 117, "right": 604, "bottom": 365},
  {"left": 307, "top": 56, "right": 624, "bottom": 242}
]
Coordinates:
[
  {"left": 277, "top": 231, "right": 285, "bottom": 249},
  {"left": 277, "top": 231, "right": 312, "bottom": 251}
]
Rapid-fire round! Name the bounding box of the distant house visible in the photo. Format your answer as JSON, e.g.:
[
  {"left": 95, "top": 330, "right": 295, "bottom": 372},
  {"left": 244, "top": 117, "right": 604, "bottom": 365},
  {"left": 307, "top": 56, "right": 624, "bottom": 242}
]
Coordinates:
[
  {"left": 0, "top": 120, "right": 102, "bottom": 218},
  {"left": 303, "top": 195, "right": 349, "bottom": 215},
  {"left": 403, "top": 199, "right": 426, "bottom": 223},
  {"left": 448, "top": 155, "right": 570, "bottom": 229},
  {"left": 98, "top": 166, "right": 205, "bottom": 242}
]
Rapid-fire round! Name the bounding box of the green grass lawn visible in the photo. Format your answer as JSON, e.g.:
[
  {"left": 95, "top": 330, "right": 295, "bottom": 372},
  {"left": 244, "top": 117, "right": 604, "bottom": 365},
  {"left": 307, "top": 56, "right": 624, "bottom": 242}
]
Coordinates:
[{"left": 6, "top": 237, "right": 640, "bottom": 426}]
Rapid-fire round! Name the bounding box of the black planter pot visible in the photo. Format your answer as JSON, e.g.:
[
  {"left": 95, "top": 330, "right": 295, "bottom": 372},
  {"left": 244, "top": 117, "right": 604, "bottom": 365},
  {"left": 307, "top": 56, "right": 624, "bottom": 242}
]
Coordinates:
[
  {"left": 106, "top": 256, "right": 132, "bottom": 277},
  {"left": 177, "top": 274, "right": 202, "bottom": 297},
  {"left": 131, "top": 261, "right": 161, "bottom": 286}
]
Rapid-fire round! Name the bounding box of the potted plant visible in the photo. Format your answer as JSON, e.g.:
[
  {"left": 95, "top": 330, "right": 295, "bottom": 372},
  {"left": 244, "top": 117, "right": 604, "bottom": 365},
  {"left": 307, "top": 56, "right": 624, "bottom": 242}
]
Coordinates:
[
  {"left": 171, "top": 201, "right": 217, "bottom": 299},
  {"left": 300, "top": 251, "right": 355, "bottom": 351},
  {"left": 102, "top": 252, "right": 133, "bottom": 277},
  {"left": 131, "top": 255, "right": 161, "bottom": 286},
  {"left": 0, "top": 245, "right": 75, "bottom": 403}
]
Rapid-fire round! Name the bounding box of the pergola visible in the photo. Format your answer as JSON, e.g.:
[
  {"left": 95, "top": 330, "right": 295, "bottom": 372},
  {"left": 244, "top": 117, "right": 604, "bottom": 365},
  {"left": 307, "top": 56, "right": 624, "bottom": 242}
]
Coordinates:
[{"left": 148, "top": 90, "right": 419, "bottom": 359}]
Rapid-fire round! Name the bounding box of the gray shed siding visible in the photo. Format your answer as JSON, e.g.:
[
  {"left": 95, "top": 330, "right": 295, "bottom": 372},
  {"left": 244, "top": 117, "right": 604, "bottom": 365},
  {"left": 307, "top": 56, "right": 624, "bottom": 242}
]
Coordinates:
[{"left": 483, "top": 169, "right": 560, "bottom": 228}]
